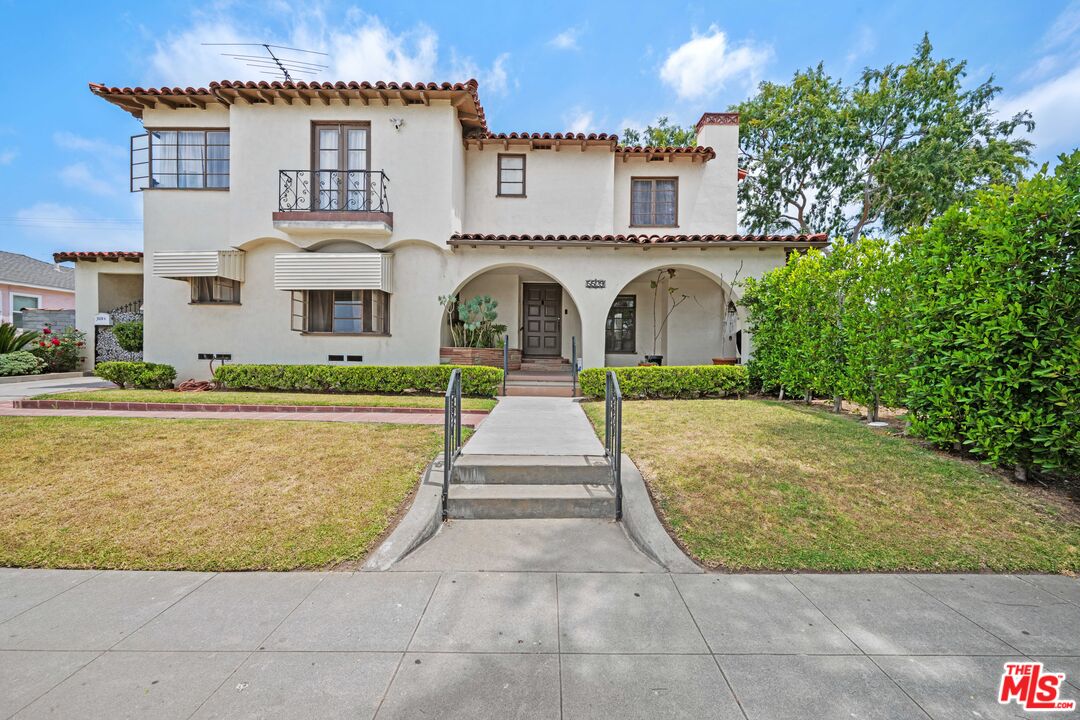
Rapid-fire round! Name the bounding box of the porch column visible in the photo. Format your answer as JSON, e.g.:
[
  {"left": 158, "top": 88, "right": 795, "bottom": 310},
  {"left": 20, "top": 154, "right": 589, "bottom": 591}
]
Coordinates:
[{"left": 579, "top": 303, "right": 608, "bottom": 370}]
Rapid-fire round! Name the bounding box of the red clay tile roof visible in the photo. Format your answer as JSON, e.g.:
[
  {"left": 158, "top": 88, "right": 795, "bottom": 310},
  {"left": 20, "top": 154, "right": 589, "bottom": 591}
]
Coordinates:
[
  {"left": 615, "top": 146, "right": 716, "bottom": 161},
  {"left": 89, "top": 79, "right": 489, "bottom": 134},
  {"left": 448, "top": 233, "right": 828, "bottom": 247},
  {"left": 54, "top": 251, "right": 144, "bottom": 263}
]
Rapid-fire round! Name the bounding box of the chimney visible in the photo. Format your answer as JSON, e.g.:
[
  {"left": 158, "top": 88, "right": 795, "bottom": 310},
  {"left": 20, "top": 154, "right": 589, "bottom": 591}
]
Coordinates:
[{"left": 693, "top": 112, "right": 740, "bottom": 233}]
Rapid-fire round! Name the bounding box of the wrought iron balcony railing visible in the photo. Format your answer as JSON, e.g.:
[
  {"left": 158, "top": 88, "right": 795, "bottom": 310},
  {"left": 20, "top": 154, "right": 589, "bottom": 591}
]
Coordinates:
[{"left": 278, "top": 170, "right": 390, "bottom": 213}]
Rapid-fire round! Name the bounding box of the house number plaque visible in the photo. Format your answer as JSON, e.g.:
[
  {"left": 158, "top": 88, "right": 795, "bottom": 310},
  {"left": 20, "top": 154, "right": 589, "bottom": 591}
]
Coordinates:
[{"left": 585, "top": 279, "right": 606, "bottom": 289}]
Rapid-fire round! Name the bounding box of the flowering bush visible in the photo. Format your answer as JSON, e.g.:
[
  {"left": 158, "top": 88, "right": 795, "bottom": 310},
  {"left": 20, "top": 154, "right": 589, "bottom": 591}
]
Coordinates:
[{"left": 31, "top": 325, "right": 86, "bottom": 373}]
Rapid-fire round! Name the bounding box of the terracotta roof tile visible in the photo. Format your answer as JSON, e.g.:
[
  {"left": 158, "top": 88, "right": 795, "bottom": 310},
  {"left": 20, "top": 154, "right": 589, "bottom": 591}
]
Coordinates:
[
  {"left": 448, "top": 233, "right": 828, "bottom": 247},
  {"left": 53, "top": 251, "right": 144, "bottom": 263}
]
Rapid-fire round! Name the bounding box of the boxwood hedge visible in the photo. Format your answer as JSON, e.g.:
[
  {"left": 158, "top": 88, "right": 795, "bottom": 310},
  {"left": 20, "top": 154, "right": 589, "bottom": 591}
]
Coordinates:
[
  {"left": 578, "top": 365, "right": 749, "bottom": 399},
  {"left": 95, "top": 361, "right": 177, "bottom": 389},
  {"left": 214, "top": 363, "right": 503, "bottom": 397}
]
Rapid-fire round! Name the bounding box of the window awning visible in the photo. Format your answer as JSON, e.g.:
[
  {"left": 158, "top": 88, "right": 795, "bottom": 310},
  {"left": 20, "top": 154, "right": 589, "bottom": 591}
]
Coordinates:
[
  {"left": 153, "top": 251, "right": 245, "bottom": 281},
  {"left": 273, "top": 252, "right": 393, "bottom": 292}
]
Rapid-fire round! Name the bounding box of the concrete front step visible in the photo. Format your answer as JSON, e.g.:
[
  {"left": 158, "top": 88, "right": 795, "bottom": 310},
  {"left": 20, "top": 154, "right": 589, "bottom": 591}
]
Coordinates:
[
  {"left": 445, "top": 483, "right": 616, "bottom": 519},
  {"left": 504, "top": 385, "right": 575, "bottom": 397},
  {"left": 453, "top": 454, "right": 611, "bottom": 485}
]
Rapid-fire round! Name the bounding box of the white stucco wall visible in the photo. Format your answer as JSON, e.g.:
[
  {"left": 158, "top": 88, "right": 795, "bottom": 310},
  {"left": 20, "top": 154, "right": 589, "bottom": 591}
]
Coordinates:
[
  {"left": 118, "top": 98, "right": 777, "bottom": 379},
  {"left": 72, "top": 260, "right": 144, "bottom": 368}
]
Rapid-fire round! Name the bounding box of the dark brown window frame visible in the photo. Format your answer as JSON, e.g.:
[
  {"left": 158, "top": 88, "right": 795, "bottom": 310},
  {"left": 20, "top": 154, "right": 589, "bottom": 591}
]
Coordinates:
[
  {"left": 133, "top": 127, "right": 231, "bottom": 192},
  {"left": 497, "top": 153, "right": 527, "bottom": 197},
  {"left": 605, "top": 294, "right": 637, "bottom": 354},
  {"left": 189, "top": 276, "right": 241, "bottom": 305},
  {"left": 629, "top": 176, "right": 679, "bottom": 228},
  {"left": 289, "top": 288, "right": 391, "bottom": 336},
  {"left": 310, "top": 121, "right": 373, "bottom": 211}
]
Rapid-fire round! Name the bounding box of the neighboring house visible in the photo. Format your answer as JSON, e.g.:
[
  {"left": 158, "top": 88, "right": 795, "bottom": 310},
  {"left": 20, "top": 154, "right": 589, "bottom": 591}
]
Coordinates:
[
  {"left": 0, "top": 251, "right": 75, "bottom": 329},
  {"left": 60, "top": 79, "right": 826, "bottom": 380}
]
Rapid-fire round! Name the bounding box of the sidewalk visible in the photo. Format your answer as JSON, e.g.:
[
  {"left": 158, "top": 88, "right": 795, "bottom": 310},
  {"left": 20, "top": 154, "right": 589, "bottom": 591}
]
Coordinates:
[
  {"left": 0, "top": 401, "right": 487, "bottom": 427},
  {"left": 462, "top": 396, "right": 604, "bottom": 455},
  {"left": 1, "top": 568, "right": 1077, "bottom": 719},
  {"left": 0, "top": 375, "right": 111, "bottom": 402}
]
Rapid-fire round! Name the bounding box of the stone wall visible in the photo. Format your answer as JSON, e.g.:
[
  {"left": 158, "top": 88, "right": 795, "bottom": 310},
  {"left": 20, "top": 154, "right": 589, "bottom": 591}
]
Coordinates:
[
  {"left": 20, "top": 309, "right": 75, "bottom": 333},
  {"left": 95, "top": 311, "right": 143, "bottom": 364}
]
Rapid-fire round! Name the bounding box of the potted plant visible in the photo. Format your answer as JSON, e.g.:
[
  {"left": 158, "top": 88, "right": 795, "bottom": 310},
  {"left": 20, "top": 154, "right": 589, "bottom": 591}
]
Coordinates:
[
  {"left": 645, "top": 269, "right": 690, "bottom": 366},
  {"left": 438, "top": 294, "right": 517, "bottom": 368}
]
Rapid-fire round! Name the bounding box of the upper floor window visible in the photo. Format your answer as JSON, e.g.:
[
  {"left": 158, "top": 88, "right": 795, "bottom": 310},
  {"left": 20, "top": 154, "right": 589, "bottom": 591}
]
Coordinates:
[
  {"left": 131, "top": 130, "right": 230, "bottom": 191},
  {"left": 630, "top": 177, "right": 677, "bottom": 227},
  {"left": 498, "top": 154, "right": 526, "bottom": 197}
]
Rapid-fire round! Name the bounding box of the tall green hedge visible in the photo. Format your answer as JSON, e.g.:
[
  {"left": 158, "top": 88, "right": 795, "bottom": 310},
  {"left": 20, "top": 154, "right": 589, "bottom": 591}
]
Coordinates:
[
  {"left": 214, "top": 364, "right": 503, "bottom": 397},
  {"left": 903, "top": 152, "right": 1079, "bottom": 478},
  {"left": 578, "top": 365, "right": 749, "bottom": 399}
]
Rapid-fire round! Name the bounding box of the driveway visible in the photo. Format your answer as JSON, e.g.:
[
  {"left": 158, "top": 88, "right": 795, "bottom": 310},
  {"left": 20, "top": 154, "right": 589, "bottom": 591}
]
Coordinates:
[
  {"left": 1, "top": 568, "right": 1077, "bottom": 719},
  {"left": 0, "top": 375, "right": 111, "bottom": 402}
]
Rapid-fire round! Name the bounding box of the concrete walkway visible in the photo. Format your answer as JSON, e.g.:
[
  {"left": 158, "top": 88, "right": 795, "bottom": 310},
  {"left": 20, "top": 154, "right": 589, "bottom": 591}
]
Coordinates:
[
  {"left": 0, "top": 375, "right": 111, "bottom": 402},
  {"left": 1, "top": 568, "right": 1078, "bottom": 719},
  {"left": 0, "top": 402, "right": 487, "bottom": 427},
  {"left": 462, "top": 396, "right": 604, "bottom": 455}
]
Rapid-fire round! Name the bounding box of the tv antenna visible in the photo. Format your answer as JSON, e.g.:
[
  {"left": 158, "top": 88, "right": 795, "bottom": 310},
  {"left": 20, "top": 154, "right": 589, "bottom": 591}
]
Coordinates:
[{"left": 202, "top": 43, "right": 329, "bottom": 82}]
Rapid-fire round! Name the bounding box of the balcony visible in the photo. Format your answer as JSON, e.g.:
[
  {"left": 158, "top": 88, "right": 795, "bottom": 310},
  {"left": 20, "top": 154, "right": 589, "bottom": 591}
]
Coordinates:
[{"left": 273, "top": 170, "right": 392, "bottom": 237}]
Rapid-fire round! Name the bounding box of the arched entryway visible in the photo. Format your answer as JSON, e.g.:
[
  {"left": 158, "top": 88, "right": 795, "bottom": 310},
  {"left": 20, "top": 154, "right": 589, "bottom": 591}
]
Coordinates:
[
  {"left": 602, "top": 265, "right": 741, "bottom": 366},
  {"left": 443, "top": 264, "right": 583, "bottom": 366}
]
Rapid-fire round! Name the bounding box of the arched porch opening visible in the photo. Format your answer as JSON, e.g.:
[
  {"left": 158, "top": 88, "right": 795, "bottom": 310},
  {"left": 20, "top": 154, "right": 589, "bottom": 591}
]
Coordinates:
[
  {"left": 603, "top": 265, "right": 741, "bottom": 367},
  {"left": 443, "top": 265, "right": 583, "bottom": 365}
]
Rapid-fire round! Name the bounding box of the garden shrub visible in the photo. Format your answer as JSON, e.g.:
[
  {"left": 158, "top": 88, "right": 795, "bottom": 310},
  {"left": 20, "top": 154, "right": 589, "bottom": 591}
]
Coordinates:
[
  {"left": 0, "top": 351, "right": 45, "bottom": 377},
  {"left": 111, "top": 321, "right": 143, "bottom": 353},
  {"left": 903, "top": 151, "right": 1080, "bottom": 478},
  {"left": 578, "top": 365, "right": 749, "bottom": 399},
  {"left": 30, "top": 325, "right": 86, "bottom": 373},
  {"left": 0, "top": 322, "right": 39, "bottom": 354},
  {"left": 95, "top": 361, "right": 177, "bottom": 389},
  {"left": 214, "top": 364, "right": 503, "bottom": 397}
]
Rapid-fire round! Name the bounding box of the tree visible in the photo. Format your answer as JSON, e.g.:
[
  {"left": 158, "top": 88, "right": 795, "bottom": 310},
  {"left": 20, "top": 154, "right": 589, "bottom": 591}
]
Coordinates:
[
  {"left": 734, "top": 35, "right": 1034, "bottom": 239},
  {"left": 621, "top": 117, "right": 695, "bottom": 147}
]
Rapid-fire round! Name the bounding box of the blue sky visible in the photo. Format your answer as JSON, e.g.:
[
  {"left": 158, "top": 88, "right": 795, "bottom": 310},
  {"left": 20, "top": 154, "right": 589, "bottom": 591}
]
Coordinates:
[{"left": 2, "top": 0, "right": 1078, "bottom": 262}]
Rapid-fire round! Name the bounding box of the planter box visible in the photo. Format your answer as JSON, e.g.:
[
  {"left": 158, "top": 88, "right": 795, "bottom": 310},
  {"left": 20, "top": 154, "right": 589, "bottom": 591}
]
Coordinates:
[
  {"left": 440, "top": 346, "right": 521, "bottom": 370},
  {"left": 712, "top": 357, "right": 738, "bottom": 366}
]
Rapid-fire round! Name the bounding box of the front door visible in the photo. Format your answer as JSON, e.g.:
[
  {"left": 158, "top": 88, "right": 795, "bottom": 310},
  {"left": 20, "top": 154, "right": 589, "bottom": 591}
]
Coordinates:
[{"left": 523, "top": 284, "right": 561, "bottom": 356}]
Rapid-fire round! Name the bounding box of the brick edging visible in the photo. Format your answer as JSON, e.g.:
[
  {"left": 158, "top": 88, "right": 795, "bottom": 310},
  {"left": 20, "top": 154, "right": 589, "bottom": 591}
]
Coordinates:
[{"left": 14, "top": 399, "right": 491, "bottom": 415}]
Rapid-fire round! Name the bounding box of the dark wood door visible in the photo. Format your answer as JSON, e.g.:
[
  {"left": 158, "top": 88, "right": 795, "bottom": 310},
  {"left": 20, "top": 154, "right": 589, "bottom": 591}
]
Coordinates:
[{"left": 523, "top": 284, "right": 561, "bottom": 356}]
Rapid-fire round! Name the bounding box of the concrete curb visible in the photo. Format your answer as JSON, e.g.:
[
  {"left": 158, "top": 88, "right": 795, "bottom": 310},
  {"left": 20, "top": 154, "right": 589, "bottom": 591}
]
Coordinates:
[
  {"left": 619, "top": 454, "right": 703, "bottom": 574},
  {"left": 363, "top": 455, "right": 445, "bottom": 571}
]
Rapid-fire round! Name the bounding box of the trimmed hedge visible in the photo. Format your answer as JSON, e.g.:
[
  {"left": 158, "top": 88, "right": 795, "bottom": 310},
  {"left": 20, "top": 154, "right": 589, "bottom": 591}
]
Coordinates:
[
  {"left": 95, "top": 361, "right": 177, "bottom": 389},
  {"left": 579, "top": 365, "right": 749, "bottom": 399},
  {"left": 214, "top": 364, "right": 503, "bottom": 397},
  {"left": 0, "top": 351, "right": 45, "bottom": 377}
]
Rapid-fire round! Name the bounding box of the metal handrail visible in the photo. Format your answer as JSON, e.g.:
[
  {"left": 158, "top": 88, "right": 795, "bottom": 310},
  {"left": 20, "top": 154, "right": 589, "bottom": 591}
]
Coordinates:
[
  {"left": 604, "top": 370, "right": 623, "bottom": 519},
  {"left": 571, "top": 336, "right": 577, "bottom": 396},
  {"left": 278, "top": 169, "right": 390, "bottom": 212},
  {"left": 502, "top": 334, "right": 509, "bottom": 396},
  {"left": 442, "top": 368, "right": 463, "bottom": 520}
]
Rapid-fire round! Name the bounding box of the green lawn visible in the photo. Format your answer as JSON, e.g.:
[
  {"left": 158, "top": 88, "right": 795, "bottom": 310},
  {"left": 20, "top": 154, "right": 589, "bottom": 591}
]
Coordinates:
[
  {"left": 0, "top": 416, "right": 451, "bottom": 570},
  {"left": 39, "top": 388, "right": 497, "bottom": 411},
  {"left": 584, "top": 399, "right": 1080, "bottom": 572}
]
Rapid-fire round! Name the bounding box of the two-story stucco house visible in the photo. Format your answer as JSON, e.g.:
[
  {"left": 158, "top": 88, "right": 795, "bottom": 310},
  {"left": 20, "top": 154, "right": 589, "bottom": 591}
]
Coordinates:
[{"left": 60, "top": 79, "right": 826, "bottom": 384}]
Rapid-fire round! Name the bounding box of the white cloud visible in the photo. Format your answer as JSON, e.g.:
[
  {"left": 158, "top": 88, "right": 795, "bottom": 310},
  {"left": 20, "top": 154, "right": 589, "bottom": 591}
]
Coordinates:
[
  {"left": 0, "top": 148, "right": 15, "bottom": 165},
  {"left": 59, "top": 163, "right": 116, "bottom": 197},
  {"left": 53, "top": 132, "right": 124, "bottom": 157},
  {"left": 145, "top": 7, "right": 515, "bottom": 94},
  {"left": 999, "top": 63, "right": 1080, "bottom": 161},
  {"left": 565, "top": 109, "right": 594, "bottom": 133},
  {"left": 14, "top": 203, "right": 141, "bottom": 252},
  {"left": 844, "top": 26, "right": 876, "bottom": 74},
  {"left": 549, "top": 27, "right": 582, "bottom": 51},
  {"left": 1045, "top": 0, "right": 1080, "bottom": 49},
  {"left": 660, "top": 26, "right": 772, "bottom": 100},
  {"left": 450, "top": 51, "right": 511, "bottom": 95}
]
